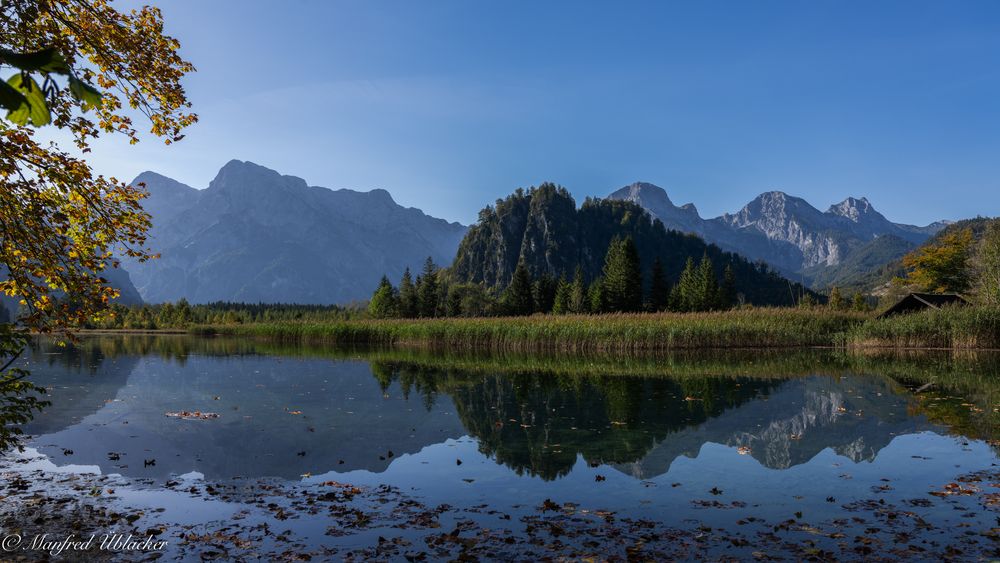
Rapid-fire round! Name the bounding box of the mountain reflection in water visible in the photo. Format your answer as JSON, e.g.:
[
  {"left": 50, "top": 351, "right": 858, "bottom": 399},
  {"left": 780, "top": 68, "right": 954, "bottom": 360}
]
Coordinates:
[{"left": 17, "top": 336, "right": 999, "bottom": 483}]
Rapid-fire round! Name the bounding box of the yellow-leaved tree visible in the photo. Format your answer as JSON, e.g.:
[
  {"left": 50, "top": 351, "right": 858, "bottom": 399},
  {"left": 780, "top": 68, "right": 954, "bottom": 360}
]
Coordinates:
[
  {"left": 896, "top": 227, "right": 975, "bottom": 294},
  {"left": 0, "top": 0, "right": 195, "bottom": 448}
]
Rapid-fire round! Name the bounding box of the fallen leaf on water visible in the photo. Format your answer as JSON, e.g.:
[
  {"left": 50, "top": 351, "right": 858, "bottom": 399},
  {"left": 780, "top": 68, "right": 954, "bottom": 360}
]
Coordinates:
[{"left": 165, "top": 411, "right": 220, "bottom": 420}]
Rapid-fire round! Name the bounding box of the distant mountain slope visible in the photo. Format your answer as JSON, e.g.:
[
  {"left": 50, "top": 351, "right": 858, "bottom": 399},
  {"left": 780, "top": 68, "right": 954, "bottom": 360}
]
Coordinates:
[
  {"left": 801, "top": 234, "right": 915, "bottom": 291},
  {"left": 452, "top": 183, "right": 814, "bottom": 306},
  {"left": 608, "top": 183, "right": 948, "bottom": 288},
  {"left": 123, "top": 160, "right": 467, "bottom": 304}
]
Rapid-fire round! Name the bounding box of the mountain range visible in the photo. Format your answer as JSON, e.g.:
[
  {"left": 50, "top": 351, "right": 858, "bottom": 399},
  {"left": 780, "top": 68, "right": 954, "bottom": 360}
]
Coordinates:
[
  {"left": 120, "top": 160, "right": 467, "bottom": 304},
  {"left": 607, "top": 183, "right": 949, "bottom": 288},
  {"left": 93, "top": 162, "right": 950, "bottom": 306}
]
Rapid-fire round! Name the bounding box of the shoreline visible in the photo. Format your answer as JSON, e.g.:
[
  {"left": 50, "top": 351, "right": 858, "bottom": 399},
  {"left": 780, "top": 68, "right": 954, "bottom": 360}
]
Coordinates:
[{"left": 69, "top": 305, "right": 1000, "bottom": 351}]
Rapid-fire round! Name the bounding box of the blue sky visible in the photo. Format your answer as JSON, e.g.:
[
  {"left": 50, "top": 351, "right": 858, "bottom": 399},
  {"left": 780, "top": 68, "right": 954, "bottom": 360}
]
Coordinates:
[{"left": 87, "top": 1, "right": 1000, "bottom": 225}]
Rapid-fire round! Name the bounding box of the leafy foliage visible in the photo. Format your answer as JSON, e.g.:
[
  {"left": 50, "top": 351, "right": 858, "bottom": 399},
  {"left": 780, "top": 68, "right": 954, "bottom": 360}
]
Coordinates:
[
  {"left": 1, "top": 0, "right": 195, "bottom": 334},
  {"left": 368, "top": 276, "right": 399, "bottom": 319},
  {"left": 898, "top": 227, "right": 975, "bottom": 293},
  {"left": 0, "top": 0, "right": 195, "bottom": 452},
  {"left": 973, "top": 221, "right": 1000, "bottom": 305}
]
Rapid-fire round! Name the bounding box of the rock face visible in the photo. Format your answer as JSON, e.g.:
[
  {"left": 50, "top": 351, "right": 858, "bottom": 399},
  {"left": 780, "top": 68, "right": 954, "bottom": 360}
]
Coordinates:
[
  {"left": 452, "top": 183, "right": 815, "bottom": 306},
  {"left": 123, "top": 160, "right": 467, "bottom": 304},
  {"left": 608, "top": 183, "right": 949, "bottom": 286}
]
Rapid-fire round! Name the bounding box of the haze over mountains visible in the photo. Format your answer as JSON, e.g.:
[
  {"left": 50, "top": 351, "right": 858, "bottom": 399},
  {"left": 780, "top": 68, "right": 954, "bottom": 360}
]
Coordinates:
[
  {"left": 103, "top": 161, "right": 952, "bottom": 306},
  {"left": 608, "top": 183, "right": 949, "bottom": 287},
  {"left": 122, "top": 160, "right": 466, "bottom": 304}
]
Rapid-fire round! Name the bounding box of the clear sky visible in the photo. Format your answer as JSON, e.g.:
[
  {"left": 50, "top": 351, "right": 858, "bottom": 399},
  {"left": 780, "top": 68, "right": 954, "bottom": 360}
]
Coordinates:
[{"left": 82, "top": 1, "right": 1000, "bottom": 226}]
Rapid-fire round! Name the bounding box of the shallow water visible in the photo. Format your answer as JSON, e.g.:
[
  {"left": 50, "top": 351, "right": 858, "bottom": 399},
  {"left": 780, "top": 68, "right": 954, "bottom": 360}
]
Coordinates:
[{"left": 7, "top": 336, "right": 1000, "bottom": 559}]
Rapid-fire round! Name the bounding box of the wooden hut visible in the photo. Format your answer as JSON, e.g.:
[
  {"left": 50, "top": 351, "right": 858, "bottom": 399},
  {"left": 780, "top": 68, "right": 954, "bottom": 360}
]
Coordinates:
[{"left": 876, "top": 293, "right": 968, "bottom": 319}]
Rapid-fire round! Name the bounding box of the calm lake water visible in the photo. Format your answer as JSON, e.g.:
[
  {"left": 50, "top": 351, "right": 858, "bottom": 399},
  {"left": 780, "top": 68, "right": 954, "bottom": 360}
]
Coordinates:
[{"left": 7, "top": 336, "right": 1000, "bottom": 559}]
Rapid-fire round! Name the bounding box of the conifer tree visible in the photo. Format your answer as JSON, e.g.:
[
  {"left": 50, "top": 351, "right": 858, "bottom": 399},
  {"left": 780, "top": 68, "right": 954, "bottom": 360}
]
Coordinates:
[
  {"left": 552, "top": 275, "right": 571, "bottom": 315},
  {"left": 673, "top": 257, "right": 698, "bottom": 312},
  {"left": 417, "top": 257, "right": 439, "bottom": 317},
  {"left": 649, "top": 257, "right": 670, "bottom": 312},
  {"left": 717, "top": 263, "right": 737, "bottom": 309},
  {"left": 569, "top": 265, "right": 587, "bottom": 314},
  {"left": 533, "top": 272, "right": 558, "bottom": 313},
  {"left": 368, "top": 275, "right": 399, "bottom": 319},
  {"left": 446, "top": 285, "right": 463, "bottom": 317},
  {"left": 602, "top": 237, "right": 643, "bottom": 312},
  {"left": 504, "top": 261, "right": 535, "bottom": 315},
  {"left": 697, "top": 254, "right": 718, "bottom": 311},
  {"left": 587, "top": 277, "right": 606, "bottom": 314},
  {"left": 399, "top": 268, "right": 419, "bottom": 318}
]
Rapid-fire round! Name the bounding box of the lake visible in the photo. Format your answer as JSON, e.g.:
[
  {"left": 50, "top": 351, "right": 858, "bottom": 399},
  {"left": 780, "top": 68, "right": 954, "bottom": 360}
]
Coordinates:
[{"left": 3, "top": 335, "right": 998, "bottom": 560}]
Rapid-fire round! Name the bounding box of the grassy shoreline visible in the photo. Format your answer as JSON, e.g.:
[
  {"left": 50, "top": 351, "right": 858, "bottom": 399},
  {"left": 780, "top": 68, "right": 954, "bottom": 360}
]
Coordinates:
[
  {"left": 180, "top": 306, "right": 1000, "bottom": 351},
  {"left": 188, "top": 308, "right": 858, "bottom": 351}
]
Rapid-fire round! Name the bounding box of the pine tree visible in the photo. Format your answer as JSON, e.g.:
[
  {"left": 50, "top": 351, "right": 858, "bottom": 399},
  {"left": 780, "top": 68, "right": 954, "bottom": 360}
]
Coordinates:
[
  {"left": 673, "top": 257, "right": 698, "bottom": 312},
  {"left": 399, "top": 267, "right": 418, "bottom": 318},
  {"left": 569, "top": 265, "right": 587, "bottom": 314},
  {"left": 697, "top": 254, "right": 718, "bottom": 311},
  {"left": 446, "top": 285, "right": 463, "bottom": 317},
  {"left": 417, "top": 257, "right": 439, "bottom": 317},
  {"left": 533, "top": 272, "right": 557, "bottom": 313},
  {"left": 717, "top": 263, "right": 737, "bottom": 309},
  {"left": 649, "top": 257, "right": 669, "bottom": 312},
  {"left": 552, "top": 275, "right": 571, "bottom": 315},
  {"left": 368, "top": 275, "right": 399, "bottom": 319},
  {"left": 504, "top": 261, "right": 535, "bottom": 315},
  {"left": 587, "top": 277, "right": 606, "bottom": 314},
  {"left": 602, "top": 237, "right": 643, "bottom": 312}
]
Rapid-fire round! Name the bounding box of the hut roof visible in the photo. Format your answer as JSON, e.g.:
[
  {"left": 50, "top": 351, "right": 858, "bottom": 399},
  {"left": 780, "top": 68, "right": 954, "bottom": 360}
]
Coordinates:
[{"left": 876, "top": 292, "right": 968, "bottom": 319}]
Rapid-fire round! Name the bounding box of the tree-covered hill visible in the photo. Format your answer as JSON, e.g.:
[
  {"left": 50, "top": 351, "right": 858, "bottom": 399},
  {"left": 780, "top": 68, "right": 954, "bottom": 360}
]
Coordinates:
[{"left": 451, "top": 183, "right": 815, "bottom": 307}]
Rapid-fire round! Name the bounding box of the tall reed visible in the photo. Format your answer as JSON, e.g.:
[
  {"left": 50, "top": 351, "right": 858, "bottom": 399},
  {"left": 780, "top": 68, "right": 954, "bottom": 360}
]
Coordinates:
[{"left": 192, "top": 308, "right": 866, "bottom": 352}]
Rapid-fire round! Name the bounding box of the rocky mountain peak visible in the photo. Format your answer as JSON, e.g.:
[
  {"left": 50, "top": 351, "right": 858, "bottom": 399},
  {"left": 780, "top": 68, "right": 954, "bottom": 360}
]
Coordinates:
[
  {"left": 610, "top": 182, "right": 674, "bottom": 206},
  {"left": 209, "top": 160, "right": 308, "bottom": 194},
  {"left": 827, "top": 196, "right": 881, "bottom": 223},
  {"left": 607, "top": 182, "right": 705, "bottom": 236}
]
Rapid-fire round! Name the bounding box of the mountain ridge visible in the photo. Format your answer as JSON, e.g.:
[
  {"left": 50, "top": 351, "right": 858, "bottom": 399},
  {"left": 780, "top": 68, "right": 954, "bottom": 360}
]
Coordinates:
[
  {"left": 608, "top": 182, "right": 949, "bottom": 287},
  {"left": 122, "top": 160, "right": 467, "bottom": 304}
]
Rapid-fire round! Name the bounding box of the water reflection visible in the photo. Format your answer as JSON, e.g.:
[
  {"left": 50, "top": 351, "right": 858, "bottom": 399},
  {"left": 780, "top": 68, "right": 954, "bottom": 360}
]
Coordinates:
[{"left": 18, "top": 336, "right": 1000, "bottom": 483}]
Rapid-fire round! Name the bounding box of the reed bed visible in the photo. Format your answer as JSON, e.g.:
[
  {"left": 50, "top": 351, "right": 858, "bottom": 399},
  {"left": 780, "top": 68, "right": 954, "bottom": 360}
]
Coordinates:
[
  {"left": 845, "top": 306, "right": 1000, "bottom": 350},
  {"left": 191, "top": 308, "right": 867, "bottom": 352}
]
